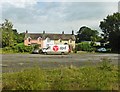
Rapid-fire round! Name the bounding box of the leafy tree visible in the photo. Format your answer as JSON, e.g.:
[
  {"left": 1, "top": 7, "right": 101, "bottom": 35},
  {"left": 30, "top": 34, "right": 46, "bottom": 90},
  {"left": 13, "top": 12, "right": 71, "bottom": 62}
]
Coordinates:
[
  {"left": 1, "top": 19, "right": 15, "bottom": 47},
  {"left": 99, "top": 12, "right": 120, "bottom": 52},
  {"left": 76, "top": 26, "right": 101, "bottom": 43},
  {"left": 12, "top": 29, "right": 25, "bottom": 43},
  {"left": 17, "top": 33, "right": 25, "bottom": 43},
  {"left": 1, "top": 19, "right": 25, "bottom": 48}
]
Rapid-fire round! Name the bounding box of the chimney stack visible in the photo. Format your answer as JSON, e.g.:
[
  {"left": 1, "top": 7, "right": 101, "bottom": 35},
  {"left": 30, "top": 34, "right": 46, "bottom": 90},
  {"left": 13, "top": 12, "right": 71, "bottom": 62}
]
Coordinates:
[
  {"left": 26, "top": 30, "right": 28, "bottom": 33},
  {"left": 62, "top": 31, "right": 64, "bottom": 34},
  {"left": 43, "top": 30, "right": 45, "bottom": 34},
  {"left": 72, "top": 30, "right": 74, "bottom": 35}
]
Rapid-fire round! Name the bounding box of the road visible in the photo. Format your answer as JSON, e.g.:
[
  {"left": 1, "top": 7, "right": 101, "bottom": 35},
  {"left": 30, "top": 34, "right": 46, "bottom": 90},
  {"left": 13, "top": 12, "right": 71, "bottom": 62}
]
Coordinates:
[{"left": 1, "top": 53, "right": 119, "bottom": 73}]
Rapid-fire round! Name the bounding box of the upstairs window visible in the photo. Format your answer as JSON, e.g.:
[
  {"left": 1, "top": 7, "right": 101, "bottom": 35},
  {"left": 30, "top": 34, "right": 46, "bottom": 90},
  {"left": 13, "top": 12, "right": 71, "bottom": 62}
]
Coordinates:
[
  {"left": 39, "top": 39, "right": 41, "bottom": 42},
  {"left": 60, "top": 39, "right": 62, "bottom": 42},
  {"left": 70, "top": 39, "right": 72, "bottom": 43},
  {"left": 28, "top": 38, "right": 31, "bottom": 42},
  {"left": 38, "top": 37, "right": 42, "bottom": 42},
  {"left": 47, "top": 38, "right": 50, "bottom": 42}
]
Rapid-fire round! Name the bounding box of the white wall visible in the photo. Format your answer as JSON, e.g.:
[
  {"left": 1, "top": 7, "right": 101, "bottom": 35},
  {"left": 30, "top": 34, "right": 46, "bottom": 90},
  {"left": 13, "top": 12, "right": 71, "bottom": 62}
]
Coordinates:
[{"left": 43, "top": 37, "right": 54, "bottom": 48}]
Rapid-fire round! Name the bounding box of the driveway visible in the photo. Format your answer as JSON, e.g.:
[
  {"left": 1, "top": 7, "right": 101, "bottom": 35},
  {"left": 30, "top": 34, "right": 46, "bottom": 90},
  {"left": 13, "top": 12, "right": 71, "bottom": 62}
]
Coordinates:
[{"left": 1, "top": 53, "right": 119, "bottom": 73}]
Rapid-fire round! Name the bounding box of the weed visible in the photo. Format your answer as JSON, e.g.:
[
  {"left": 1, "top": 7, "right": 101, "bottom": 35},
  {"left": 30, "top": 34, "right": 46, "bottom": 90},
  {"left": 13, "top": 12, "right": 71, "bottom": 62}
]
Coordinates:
[{"left": 2, "top": 59, "right": 119, "bottom": 90}]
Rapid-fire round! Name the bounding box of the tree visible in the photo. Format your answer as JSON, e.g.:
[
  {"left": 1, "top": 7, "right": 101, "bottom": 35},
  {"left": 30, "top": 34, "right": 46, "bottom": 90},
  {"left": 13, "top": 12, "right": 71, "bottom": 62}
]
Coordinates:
[
  {"left": 1, "top": 19, "right": 24, "bottom": 48},
  {"left": 1, "top": 19, "right": 15, "bottom": 47},
  {"left": 76, "top": 26, "right": 101, "bottom": 43},
  {"left": 12, "top": 29, "right": 25, "bottom": 43},
  {"left": 99, "top": 12, "right": 120, "bottom": 52},
  {"left": 17, "top": 33, "right": 25, "bottom": 43}
]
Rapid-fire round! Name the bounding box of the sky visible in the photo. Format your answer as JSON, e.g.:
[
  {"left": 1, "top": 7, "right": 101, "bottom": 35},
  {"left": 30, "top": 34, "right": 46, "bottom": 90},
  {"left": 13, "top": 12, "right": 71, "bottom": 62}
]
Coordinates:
[{"left": 0, "top": 0, "right": 119, "bottom": 34}]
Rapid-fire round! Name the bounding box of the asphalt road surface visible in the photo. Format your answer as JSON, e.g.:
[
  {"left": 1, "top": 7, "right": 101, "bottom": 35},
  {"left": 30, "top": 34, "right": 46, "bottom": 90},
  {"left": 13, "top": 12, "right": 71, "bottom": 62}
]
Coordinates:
[{"left": 1, "top": 53, "right": 119, "bottom": 73}]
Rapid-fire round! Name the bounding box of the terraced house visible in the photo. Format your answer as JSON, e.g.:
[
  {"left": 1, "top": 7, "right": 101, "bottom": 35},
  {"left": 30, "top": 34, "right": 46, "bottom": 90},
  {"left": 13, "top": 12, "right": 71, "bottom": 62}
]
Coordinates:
[{"left": 24, "top": 31, "right": 76, "bottom": 50}]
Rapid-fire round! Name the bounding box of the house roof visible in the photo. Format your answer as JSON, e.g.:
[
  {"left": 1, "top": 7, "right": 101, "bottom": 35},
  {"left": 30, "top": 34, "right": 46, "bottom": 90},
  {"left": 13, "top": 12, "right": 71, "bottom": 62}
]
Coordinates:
[
  {"left": 27, "top": 34, "right": 43, "bottom": 39},
  {"left": 24, "top": 33, "right": 76, "bottom": 41}
]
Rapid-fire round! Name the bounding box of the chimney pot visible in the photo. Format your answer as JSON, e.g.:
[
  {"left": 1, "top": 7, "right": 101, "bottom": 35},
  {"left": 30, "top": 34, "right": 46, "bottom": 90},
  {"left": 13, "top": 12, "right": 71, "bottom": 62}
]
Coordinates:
[
  {"left": 43, "top": 31, "right": 45, "bottom": 34},
  {"left": 72, "top": 30, "right": 74, "bottom": 35},
  {"left": 26, "top": 30, "right": 28, "bottom": 33}
]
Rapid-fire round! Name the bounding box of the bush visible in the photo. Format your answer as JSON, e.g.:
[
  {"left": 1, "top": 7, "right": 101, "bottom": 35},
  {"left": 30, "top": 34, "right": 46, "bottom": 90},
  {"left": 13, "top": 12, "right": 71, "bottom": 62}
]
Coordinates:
[
  {"left": 2, "top": 67, "right": 49, "bottom": 90},
  {"left": 2, "top": 43, "right": 34, "bottom": 53},
  {"left": 50, "top": 65, "right": 118, "bottom": 90},
  {"left": 24, "top": 46, "right": 33, "bottom": 53},
  {"left": 2, "top": 47, "right": 14, "bottom": 53},
  {"left": 76, "top": 42, "right": 95, "bottom": 52},
  {"left": 8, "top": 43, "right": 34, "bottom": 53},
  {"left": 3, "top": 47, "right": 12, "bottom": 51},
  {"left": 73, "top": 48, "right": 77, "bottom": 53},
  {"left": 33, "top": 44, "right": 40, "bottom": 49},
  {"left": 98, "top": 58, "right": 114, "bottom": 71}
]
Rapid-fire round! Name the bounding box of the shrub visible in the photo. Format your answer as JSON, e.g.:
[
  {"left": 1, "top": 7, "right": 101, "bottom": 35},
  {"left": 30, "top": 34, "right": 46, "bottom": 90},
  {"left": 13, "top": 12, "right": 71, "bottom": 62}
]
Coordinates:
[
  {"left": 2, "top": 43, "right": 33, "bottom": 53},
  {"left": 33, "top": 44, "right": 40, "bottom": 49},
  {"left": 2, "top": 47, "right": 14, "bottom": 53},
  {"left": 13, "top": 43, "right": 33, "bottom": 53},
  {"left": 76, "top": 42, "right": 95, "bottom": 52},
  {"left": 2, "top": 67, "right": 49, "bottom": 90},
  {"left": 73, "top": 48, "right": 77, "bottom": 53},
  {"left": 49, "top": 65, "right": 118, "bottom": 90},
  {"left": 98, "top": 58, "right": 114, "bottom": 71},
  {"left": 24, "top": 46, "right": 33, "bottom": 53},
  {"left": 75, "top": 44, "right": 81, "bottom": 51},
  {"left": 3, "top": 43, "right": 34, "bottom": 53}
]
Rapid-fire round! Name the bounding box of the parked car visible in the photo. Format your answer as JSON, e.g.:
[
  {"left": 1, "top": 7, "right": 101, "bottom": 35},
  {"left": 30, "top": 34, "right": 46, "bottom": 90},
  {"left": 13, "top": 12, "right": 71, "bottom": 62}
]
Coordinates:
[
  {"left": 97, "top": 47, "right": 107, "bottom": 52},
  {"left": 32, "top": 49, "right": 42, "bottom": 54}
]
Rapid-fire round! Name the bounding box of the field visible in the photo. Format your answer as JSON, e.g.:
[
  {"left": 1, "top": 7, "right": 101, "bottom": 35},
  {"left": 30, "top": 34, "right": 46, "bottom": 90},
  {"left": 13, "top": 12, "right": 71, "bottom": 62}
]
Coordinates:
[{"left": 2, "top": 58, "right": 119, "bottom": 91}]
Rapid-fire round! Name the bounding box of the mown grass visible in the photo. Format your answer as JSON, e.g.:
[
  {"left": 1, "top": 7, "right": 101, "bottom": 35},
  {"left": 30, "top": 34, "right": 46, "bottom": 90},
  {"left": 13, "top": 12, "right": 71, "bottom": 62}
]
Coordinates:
[{"left": 2, "top": 59, "right": 119, "bottom": 91}]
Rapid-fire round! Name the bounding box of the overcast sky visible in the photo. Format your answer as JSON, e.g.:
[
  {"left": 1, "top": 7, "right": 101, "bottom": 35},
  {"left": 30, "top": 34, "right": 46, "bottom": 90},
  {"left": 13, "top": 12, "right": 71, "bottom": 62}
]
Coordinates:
[{"left": 1, "top": 0, "right": 119, "bottom": 34}]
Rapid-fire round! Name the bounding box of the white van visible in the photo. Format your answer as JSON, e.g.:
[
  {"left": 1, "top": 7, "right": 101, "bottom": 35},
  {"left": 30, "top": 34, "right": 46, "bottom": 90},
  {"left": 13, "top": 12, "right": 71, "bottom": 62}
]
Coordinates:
[{"left": 42, "top": 44, "right": 70, "bottom": 55}]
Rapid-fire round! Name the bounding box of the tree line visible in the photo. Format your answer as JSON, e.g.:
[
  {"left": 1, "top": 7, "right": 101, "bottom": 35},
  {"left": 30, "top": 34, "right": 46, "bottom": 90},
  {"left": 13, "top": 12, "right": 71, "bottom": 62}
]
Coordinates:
[{"left": 76, "top": 12, "right": 120, "bottom": 53}]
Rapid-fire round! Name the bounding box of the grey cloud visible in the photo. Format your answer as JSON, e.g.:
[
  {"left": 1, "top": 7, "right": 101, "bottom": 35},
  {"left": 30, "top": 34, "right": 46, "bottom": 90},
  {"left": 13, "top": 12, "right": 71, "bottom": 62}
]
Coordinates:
[
  {"left": 61, "top": 2, "right": 117, "bottom": 21},
  {"left": 1, "top": 2, "right": 118, "bottom": 33},
  {"left": 2, "top": 5, "right": 37, "bottom": 24}
]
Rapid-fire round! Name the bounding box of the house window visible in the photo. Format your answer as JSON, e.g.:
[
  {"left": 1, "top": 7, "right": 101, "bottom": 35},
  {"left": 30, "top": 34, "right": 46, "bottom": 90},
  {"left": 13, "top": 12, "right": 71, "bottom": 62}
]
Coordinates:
[
  {"left": 64, "top": 43, "right": 68, "bottom": 45},
  {"left": 28, "top": 38, "right": 31, "bottom": 42},
  {"left": 70, "top": 39, "right": 72, "bottom": 43},
  {"left": 38, "top": 37, "right": 42, "bottom": 42},
  {"left": 60, "top": 39, "right": 62, "bottom": 42},
  {"left": 47, "top": 38, "right": 50, "bottom": 42},
  {"left": 39, "top": 38, "right": 42, "bottom": 42},
  {"left": 39, "top": 39, "right": 41, "bottom": 42}
]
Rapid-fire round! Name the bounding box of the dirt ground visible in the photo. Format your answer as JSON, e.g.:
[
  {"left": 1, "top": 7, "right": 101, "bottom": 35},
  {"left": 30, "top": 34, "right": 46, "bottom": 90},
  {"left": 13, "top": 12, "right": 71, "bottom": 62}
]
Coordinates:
[{"left": 1, "top": 53, "right": 119, "bottom": 73}]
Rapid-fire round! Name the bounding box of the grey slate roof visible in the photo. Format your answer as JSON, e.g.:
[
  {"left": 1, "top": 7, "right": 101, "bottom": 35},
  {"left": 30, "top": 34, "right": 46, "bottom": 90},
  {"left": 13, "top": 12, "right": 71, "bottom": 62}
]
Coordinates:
[{"left": 24, "top": 33, "right": 76, "bottom": 41}]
